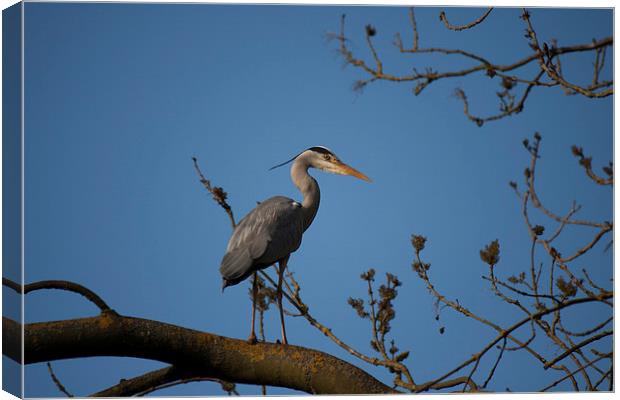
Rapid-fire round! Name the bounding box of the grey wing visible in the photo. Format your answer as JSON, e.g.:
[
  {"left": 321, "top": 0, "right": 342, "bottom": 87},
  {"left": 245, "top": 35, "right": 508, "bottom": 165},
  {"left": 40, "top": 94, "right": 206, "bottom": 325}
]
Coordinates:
[{"left": 219, "top": 196, "right": 305, "bottom": 285}]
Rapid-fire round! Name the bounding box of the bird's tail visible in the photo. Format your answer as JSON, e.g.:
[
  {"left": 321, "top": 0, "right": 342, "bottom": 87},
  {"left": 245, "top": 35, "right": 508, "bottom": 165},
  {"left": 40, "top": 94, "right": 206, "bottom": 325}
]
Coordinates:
[
  {"left": 221, "top": 278, "right": 231, "bottom": 293},
  {"left": 219, "top": 248, "right": 253, "bottom": 289}
]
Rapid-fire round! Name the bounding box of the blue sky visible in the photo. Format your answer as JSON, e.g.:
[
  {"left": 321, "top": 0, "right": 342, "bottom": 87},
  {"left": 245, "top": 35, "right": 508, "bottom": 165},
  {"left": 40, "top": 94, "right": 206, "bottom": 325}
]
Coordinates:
[{"left": 4, "top": 3, "right": 613, "bottom": 396}]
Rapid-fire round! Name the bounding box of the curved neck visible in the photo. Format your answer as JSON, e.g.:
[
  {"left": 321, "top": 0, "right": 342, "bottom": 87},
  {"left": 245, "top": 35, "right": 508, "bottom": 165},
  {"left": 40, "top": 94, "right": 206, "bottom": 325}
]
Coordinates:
[{"left": 290, "top": 154, "right": 320, "bottom": 231}]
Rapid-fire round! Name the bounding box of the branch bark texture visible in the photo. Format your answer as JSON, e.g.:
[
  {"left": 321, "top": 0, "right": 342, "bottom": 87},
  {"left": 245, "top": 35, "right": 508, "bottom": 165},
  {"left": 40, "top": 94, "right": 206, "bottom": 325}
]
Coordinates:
[{"left": 3, "top": 313, "right": 396, "bottom": 395}]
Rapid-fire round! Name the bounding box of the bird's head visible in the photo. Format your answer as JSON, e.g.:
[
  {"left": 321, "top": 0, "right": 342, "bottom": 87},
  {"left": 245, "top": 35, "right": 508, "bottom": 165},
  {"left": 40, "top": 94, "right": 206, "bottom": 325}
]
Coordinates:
[{"left": 270, "top": 146, "right": 371, "bottom": 182}]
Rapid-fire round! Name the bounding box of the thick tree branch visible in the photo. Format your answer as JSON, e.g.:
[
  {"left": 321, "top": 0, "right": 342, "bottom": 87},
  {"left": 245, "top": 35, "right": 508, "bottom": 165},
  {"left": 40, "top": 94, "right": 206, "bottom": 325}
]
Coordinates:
[{"left": 3, "top": 314, "right": 396, "bottom": 395}]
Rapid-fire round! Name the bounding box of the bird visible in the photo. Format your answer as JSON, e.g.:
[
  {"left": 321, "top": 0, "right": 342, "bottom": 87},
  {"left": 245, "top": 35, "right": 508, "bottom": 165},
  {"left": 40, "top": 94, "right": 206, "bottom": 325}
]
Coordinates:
[{"left": 219, "top": 146, "right": 370, "bottom": 345}]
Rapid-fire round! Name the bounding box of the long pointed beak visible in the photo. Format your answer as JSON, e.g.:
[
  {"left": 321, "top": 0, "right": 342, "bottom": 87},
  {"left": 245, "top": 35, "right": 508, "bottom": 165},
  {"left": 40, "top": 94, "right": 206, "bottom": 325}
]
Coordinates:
[{"left": 336, "top": 162, "right": 372, "bottom": 182}]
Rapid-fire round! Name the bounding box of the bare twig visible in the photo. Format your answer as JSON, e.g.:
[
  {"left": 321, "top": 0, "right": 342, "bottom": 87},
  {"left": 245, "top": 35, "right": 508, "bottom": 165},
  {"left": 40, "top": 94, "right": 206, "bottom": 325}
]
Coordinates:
[
  {"left": 92, "top": 366, "right": 237, "bottom": 397},
  {"left": 558, "top": 316, "right": 612, "bottom": 338},
  {"left": 486, "top": 339, "right": 507, "bottom": 387},
  {"left": 540, "top": 352, "right": 612, "bottom": 391},
  {"left": 543, "top": 330, "right": 613, "bottom": 370},
  {"left": 335, "top": 8, "right": 612, "bottom": 125},
  {"left": 192, "top": 157, "right": 236, "bottom": 228},
  {"left": 592, "top": 45, "right": 607, "bottom": 86},
  {"left": 47, "top": 362, "right": 74, "bottom": 397},
  {"left": 135, "top": 377, "right": 239, "bottom": 396},
  {"left": 462, "top": 356, "right": 482, "bottom": 392},
  {"left": 582, "top": 268, "right": 611, "bottom": 295},
  {"left": 593, "top": 368, "right": 612, "bottom": 390},
  {"left": 258, "top": 270, "right": 421, "bottom": 392},
  {"left": 482, "top": 274, "right": 561, "bottom": 303},
  {"left": 521, "top": 8, "right": 613, "bottom": 99},
  {"left": 408, "top": 8, "right": 419, "bottom": 50},
  {"left": 546, "top": 201, "right": 581, "bottom": 243},
  {"left": 571, "top": 145, "right": 613, "bottom": 186},
  {"left": 454, "top": 69, "right": 543, "bottom": 126},
  {"left": 414, "top": 293, "right": 611, "bottom": 393},
  {"left": 523, "top": 134, "right": 610, "bottom": 229},
  {"left": 3, "top": 278, "right": 112, "bottom": 313},
  {"left": 439, "top": 8, "right": 493, "bottom": 31}
]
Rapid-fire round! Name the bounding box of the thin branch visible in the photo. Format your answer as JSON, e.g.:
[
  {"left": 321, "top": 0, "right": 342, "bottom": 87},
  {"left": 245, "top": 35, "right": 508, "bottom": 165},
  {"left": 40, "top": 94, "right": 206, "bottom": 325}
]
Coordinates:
[
  {"left": 592, "top": 45, "right": 607, "bottom": 86},
  {"left": 529, "top": 237, "right": 542, "bottom": 307},
  {"left": 593, "top": 368, "right": 612, "bottom": 390},
  {"left": 557, "top": 316, "right": 612, "bottom": 338},
  {"left": 505, "top": 320, "right": 536, "bottom": 352},
  {"left": 546, "top": 201, "right": 581, "bottom": 243},
  {"left": 540, "top": 225, "right": 612, "bottom": 264},
  {"left": 439, "top": 8, "right": 493, "bottom": 31},
  {"left": 454, "top": 70, "right": 542, "bottom": 127},
  {"left": 258, "top": 271, "right": 384, "bottom": 367},
  {"left": 558, "top": 264, "right": 612, "bottom": 307},
  {"left": 582, "top": 268, "right": 611, "bottom": 295},
  {"left": 482, "top": 274, "right": 561, "bottom": 303},
  {"left": 408, "top": 8, "right": 419, "bottom": 50},
  {"left": 571, "top": 146, "right": 613, "bottom": 186},
  {"left": 413, "top": 292, "right": 612, "bottom": 393},
  {"left": 259, "top": 270, "right": 420, "bottom": 392},
  {"left": 557, "top": 323, "right": 609, "bottom": 381},
  {"left": 521, "top": 8, "right": 613, "bottom": 99},
  {"left": 525, "top": 135, "right": 609, "bottom": 229},
  {"left": 365, "top": 27, "right": 383, "bottom": 74},
  {"left": 136, "top": 377, "right": 238, "bottom": 396},
  {"left": 336, "top": 8, "right": 612, "bottom": 125},
  {"left": 414, "top": 250, "right": 546, "bottom": 366},
  {"left": 47, "top": 362, "right": 74, "bottom": 397},
  {"left": 93, "top": 366, "right": 182, "bottom": 397},
  {"left": 543, "top": 330, "right": 613, "bottom": 370},
  {"left": 482, "top": 338, "right": 506, "bottom": 389},
  {"left": 192, "top": 156, "right": 236, "bottom": 228},
  {"left": 366, "top": 278, "right": 387, "bottom": 358},
  {"left": 3, "top": 278, "right": 112, "bottom": 313},
  {"left": 462, "top": 356, "right": 481, "bottom": 392},
  {"left": 93, "top": 365, "right": 238, "bottom": 397},
  {"left": 540, "top": 352, "right": 612, "bottom": 392}
]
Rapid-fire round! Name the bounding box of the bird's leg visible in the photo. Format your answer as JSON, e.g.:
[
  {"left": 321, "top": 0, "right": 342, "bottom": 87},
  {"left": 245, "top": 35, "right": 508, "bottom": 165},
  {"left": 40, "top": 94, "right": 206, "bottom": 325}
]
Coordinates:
[
  {"left": 277, "top": 257, "right": 289, "bottom": 345},
  {"left": 248, "top": 272, "right": 258, "bottom": 344}
]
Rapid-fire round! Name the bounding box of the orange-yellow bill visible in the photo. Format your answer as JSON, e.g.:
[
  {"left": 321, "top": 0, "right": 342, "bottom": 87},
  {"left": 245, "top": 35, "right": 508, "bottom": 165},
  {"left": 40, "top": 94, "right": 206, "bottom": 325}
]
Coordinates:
[{"left": 337, "top": 162, "right": 372, "bottom": 182}]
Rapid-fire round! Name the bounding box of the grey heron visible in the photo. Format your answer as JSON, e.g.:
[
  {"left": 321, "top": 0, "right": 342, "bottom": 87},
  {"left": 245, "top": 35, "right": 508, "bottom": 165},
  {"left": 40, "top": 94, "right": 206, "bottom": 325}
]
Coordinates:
[{"left": 219, "top": 146, "right": 370, "bottom": 344}]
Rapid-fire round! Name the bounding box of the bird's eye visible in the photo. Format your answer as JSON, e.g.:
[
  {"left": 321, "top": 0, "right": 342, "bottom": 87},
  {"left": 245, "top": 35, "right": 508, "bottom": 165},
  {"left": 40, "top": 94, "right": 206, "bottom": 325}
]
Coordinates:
[{"left": 323, "top": 154, "right": 330, "bottom": 161}]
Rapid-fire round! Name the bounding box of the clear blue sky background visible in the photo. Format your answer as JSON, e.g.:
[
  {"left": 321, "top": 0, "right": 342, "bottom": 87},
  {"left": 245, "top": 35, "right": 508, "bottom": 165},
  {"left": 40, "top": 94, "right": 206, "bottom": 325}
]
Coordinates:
[{"left": 5, "top": 3, "right": 613, "bottom": 396}]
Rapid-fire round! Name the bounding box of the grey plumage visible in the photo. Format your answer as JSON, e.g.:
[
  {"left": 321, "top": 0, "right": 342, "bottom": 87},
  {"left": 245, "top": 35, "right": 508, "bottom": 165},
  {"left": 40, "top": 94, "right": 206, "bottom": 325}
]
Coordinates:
[{"left": 220, "top": 196, "right": 308, "bottom": 288}]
